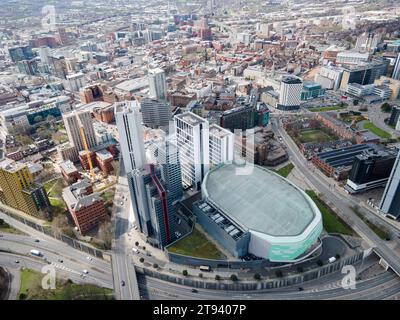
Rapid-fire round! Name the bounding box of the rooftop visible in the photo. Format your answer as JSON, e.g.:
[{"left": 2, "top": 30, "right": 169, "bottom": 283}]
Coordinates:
[{"left": 203, "top": 163, "right": 320, "bottom": 237}]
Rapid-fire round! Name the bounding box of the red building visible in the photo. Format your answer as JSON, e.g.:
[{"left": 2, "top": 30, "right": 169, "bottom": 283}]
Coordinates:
[
  {"left": 62, "top": 179, "right": 106, "bottom": 234},
  {"left": 60, "top": 160, "right": 81, "bottom": 184}
]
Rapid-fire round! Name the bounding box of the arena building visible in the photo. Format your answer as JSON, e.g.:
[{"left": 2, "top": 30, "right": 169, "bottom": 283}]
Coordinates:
[{"left": 193, "top": 163, "right": 323, "bottom": 262}]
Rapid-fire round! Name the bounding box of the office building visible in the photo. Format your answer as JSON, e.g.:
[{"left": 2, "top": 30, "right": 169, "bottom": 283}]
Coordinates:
[
  {"left": 115, "top": 101, "right": 146, "bottom": 172},
  {"left": 63, "top": 110, "right": 97, "bottom": 162},
  {"left": 140, "top": 98, "right": 171, "bottom": 129},
  {"left": 38, "top": 46, "right": 50, "bottom": 65},
  {"left": 174, "top": 112, "right": 209, "bottom": 189},
  {"left": 278, "top": 76, "right": 303, "bottom": 110},
  {"left": 62, "top": 179, "right": 107, "bottom": 234},
  {"left": 336, "top": 51, "right": 370, "bottom": 65},
  {"left": 198, "top": 17, "right": 212, "bottom": 41},
  {"left": 193, "top": 163, "right": 323, "bottom": 261},
  {"left": 392, "top": 53, "right": 400, "bottom": 80},
  {"left": 388, "top": 106, "right": 400, "bottom": 127},
  {"left": 209, "top": 124, "right": 234, "bottom": 168},
  {"left": 314, "top": 65, "right": 343, "bottom": 90},
  {"left": 127, "top": 165, "right": 176, "bottom": 248},
  {"left": 8, "top": 45, "right": 34, "bottom": 62},
  {"left": 65, "top": 73, "right": 86, "bottom": 92},
  {"left": 220, "top": 103, "right": 254, "bottom": 132},
  {"left": 379, "top": 151, "right": 400, "bottom": 220},
  {"left": 346, "top": 149, "right": 397, "bottom": 193},
  {"left": 355, "top": 32, "right": 382, "bottom": 52},
  {"left": 148, "top": 68, "right": 167, "bottom": 100},
  {"left": 0, "top": 160, "right": 50, "bottom": 216}
]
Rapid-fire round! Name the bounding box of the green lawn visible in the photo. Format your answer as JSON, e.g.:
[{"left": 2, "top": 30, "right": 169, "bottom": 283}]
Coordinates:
[
  {"left": 44, "top": 179, "right": 65, "bottom": 197},
  {"left": 352, "top": 207, "right": 390, "bottom": 240},
  {"left": 305, "top": 190, "right": 355, "bottom": 236},
  {"left": 0, "top": 219, "right": 24, "bottom": 235},
  {"left": 298, "top": 129, "right": 335, "bottom": 143},
  {"left": 101, "top": 188, "right": 116, "bottom": 203},
  {"left": 363, "top": 122, "right": 391, "bottom": 139},
  {"left": 19, "top": 269, "right": 113, "bottom": 300},
  {"left": 309, "top": 105, "right": 346, "bottom": 112},
  {"left": 275, "top": 163, "right": 294, "bottom": 178},
  {"left": 168, "top": 228, "right": 226, "bottom": 260}
]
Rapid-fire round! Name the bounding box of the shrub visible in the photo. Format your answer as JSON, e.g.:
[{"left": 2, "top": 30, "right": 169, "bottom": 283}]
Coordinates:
[
  {"left": 198, "top": 273, "right": 203, "bottom": 278},
  {"left": 19, "top": 293, "right": 27, "bottom": 300},
  {"left": 153, "top": 263, "right": 158, "bottom": 269},
  {"left": 275, "top": 270, "right": 283, "bottom": 278},
  {"left": 182, "top": 270, "right": 188, "bottom": 276},
  {"left": 230, "top": 274, "right": 238, "bottom": 281},
  {"left": 297, "top": 266, "right": 304, "bottom": 273},
  {"left": 253, "top": 273, "right": 261, "bottom": 281},
  {"left": 317, "top": 260, "right": 324, "bottom": 267},
  {"left": 335, "top": 254, "right": 341, "bottom": 260},
  {"left": 135, "top": 241, "right": 139, "bottom": 246},
  {"left": 215, "top": 275, "right": 221, "bottom": 281}
]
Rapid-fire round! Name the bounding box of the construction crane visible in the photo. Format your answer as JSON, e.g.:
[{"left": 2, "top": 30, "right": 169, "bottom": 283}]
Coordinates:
[{"left": 77, "top": 115, "right": 95, "bottom": 180}]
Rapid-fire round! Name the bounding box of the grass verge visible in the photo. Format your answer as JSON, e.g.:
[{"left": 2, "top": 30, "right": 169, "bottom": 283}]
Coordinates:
[
  {"left": 167, "top": 228, "right": 226, "bottom": 260},
  {"left": 18, "top": 268, "right": 113, "bottom": 300},
  {"left": 275, "top": 163, "right": 294, "bottom": 178},
  {"left": 363, "top": 121, "right": 391, "bottom": 139},
  {"left": 305, "top": 190, "right": 355, "bottom": 235}
]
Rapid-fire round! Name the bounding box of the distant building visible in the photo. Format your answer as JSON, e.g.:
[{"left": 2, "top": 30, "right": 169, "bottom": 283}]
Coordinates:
[
  {"left": 346, "top": 149, "right": 397, "bottom": 193},
  {"left": 392, "top": 53, "right": 400, "bottom": 80},
  {"left": 379, "top": 150, "right": 400, "bottom": 220},
  {"left": 388, "top": 106, "right": 400, "bottom": 127},
  {"left": 278, "top": 76, "right": 303, "bottom": 110},
  {"left": 301, "top": 82, "right": 326, "bottom": 101},
  {"left": 8, "top": 45, "right": 34, "bottom": 62},
  {"left": 0, "top": 160, "right": 50, "bottom": 216},
  {"left": 62, "top": 179, "right": 107, "bottom": 234},
  {"left": 141, "top": 98, "right": 171, "bottom": 129},
  {"left": 220, "top": 103, "right": 254, "bottom": 131},
  {"left": 148, "top": 68, "right": 167, "bottom": 100},
  {"left": 314, "top": 65, "right": 344, "bottom": 91}
]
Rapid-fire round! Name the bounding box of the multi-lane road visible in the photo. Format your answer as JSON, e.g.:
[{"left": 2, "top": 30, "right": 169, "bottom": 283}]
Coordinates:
[{"left": 111, "top": 160, "right": 141, "bottom": 300}]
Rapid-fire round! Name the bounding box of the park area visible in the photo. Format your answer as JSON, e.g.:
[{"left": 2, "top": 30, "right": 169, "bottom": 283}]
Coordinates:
[
  {"left": 44, "top": 179, "right": 67, "bottom": 212},
  {"left": 275, "top": 163, "right": 294, "bottom": 178},
  {"left": 18, "top": 268, "right": 113, "bottom": 300},
  {"left": 309, "top": 105, "right": 346, "bottom": 112},
  {"left": 298, "top": 129, "right": 335, "bottom": 144},
  {"left": 167, "top": 227, "right": 226, "bottom": 260}
]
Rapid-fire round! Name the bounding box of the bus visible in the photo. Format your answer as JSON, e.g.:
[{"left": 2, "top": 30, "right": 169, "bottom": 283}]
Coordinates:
[
  {"left": 199, "top": 265, "right": 211, "bottom": 272},
  {"left": 30, "top": 249, "right": 42, "bottom": 257}
]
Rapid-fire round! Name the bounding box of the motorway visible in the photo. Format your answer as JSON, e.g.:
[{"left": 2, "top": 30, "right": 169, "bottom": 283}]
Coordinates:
[
  {"left": 271, "top": 114, "right": 400, "bottom": 277},
  {"left": 137, "top": 269, "right": 400, "bottom": 300},
  {"left": 0, "top": 233, "right": 113, "bottom": 289},
  {"left": 111, "top": 160, "right": 141, "bottom": 300}
]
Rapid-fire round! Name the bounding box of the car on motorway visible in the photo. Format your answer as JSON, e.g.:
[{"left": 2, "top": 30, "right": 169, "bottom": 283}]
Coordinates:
[
  {"left": 121, "top": 280, "right": 125, "bottom": 286},
  {"left": 191, "top": 289, "right": 198, "bottom": 293},
  {"left": 58, "top": 259, "right": 63, "bottom": 263},
  {"left": 34, "top": 239, "right": 40, "bottom": 242},
  {"left": 15, "top": 260, "right": 19, "bottom": 264},
  {"left": 86, "top": 256, "right": 92, "bottom": 261},
  {"left": 120, "top": 202, "right": 123, "bottom": 206},
  {"left": 82, "top": 269, "right": 89, "bottom": 274},
  {"left": 298, "top": 287, "right": 304, "bottom": 291}
]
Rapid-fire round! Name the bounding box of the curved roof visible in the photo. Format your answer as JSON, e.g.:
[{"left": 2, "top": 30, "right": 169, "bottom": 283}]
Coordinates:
[{"left": 203, "top": 164, "right": 320, "bottom": 237}]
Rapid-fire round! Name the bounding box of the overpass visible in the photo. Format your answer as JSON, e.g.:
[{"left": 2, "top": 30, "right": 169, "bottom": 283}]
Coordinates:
[{"left": 374, "top": 247, "right": 400, "bottom": 277}]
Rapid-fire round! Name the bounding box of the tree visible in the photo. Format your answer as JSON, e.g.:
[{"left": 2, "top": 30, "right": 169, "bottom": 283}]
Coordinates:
[
  {"left": 33, "top": 115, "right": 43, "bottom": 123},
  {"left": 275, "top": 270, "right": 283, "bottom": 278},
  {"left": 153, "top": 263, "right": 158, "bottom": 269},
  {"left": 198, "top": 273, "right": 203, "bottom": 278},
  {"left": 135, "top": 241, "right": 139, "bottom": 246},
  {"left": 182, "top": 270, "right": 188, "bottom": 276},
  {"left": 353, "top": 100, "right": 359, "bottom": 106},
  {"left": 253, "top": 273, "right": 261, "bottom": 281},
  {"left": 215, "top": 275, "right": 221, "bottom": 281},
  {"left": 381, "top": 102, "right": 392, "bottom": 113},
  {"left": 139, "top": 257, "right": 144, "bottom": 263},
  {"left": 317, "top": 260, "right": 324, "bottom": 267},
  {"left": 98, "top": 221, "right": 113, "bottom": 250},
  {"left": 335, "top": 254, "right": 341, "bottom": 260},
  {"left": 297, "top": 266, "right": 304, "bottom": 273},
  {"left": 230, "top": 274, "right": 238, "bottom": 281}
]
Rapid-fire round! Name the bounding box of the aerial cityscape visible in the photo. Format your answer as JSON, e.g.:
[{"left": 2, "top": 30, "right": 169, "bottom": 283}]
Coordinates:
[{"left": 1, "top": 0, "right": 400, "bottom": 305}]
